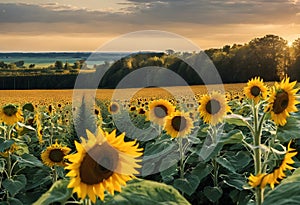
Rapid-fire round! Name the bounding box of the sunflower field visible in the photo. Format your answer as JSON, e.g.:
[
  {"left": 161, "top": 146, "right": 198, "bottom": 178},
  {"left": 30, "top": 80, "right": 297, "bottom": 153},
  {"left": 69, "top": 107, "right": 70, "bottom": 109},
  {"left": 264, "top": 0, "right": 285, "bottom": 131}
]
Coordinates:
[{"left": 0, "top": 77, "right": 300, "bottom": 205}]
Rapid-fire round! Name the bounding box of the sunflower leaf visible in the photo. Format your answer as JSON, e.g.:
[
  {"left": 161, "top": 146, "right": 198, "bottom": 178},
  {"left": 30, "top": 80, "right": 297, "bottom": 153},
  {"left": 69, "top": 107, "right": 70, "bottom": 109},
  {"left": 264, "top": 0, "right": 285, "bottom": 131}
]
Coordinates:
[
  {"left": 97, "top": 179, "right": 191, "bottom": 205},
  {"left": 224, "top": 114, "right": 251, "bottom": 127},
  {"left": 17, "top": 122, "right": 36, "bottom": 131},
  {"left": 216, "top": 151, "right": 251, "bottom": 173},
  {"left": 0, "top": 158, "right": 5, "bottom": 173},
  {"left": 277, "top": 113, "right": 300, "bottom": 142},
  {"left": 203, "top": 186, "right": 223, "bottom": 203},
  {"left": 0, "top": 139, "right": 14, "bottom": 152},
  {"left": 16, "top": 153, "right": 43, "bottom": 167},
  {"left": 173, "top": 174, "right": 200, "bottom": 196},
  {"left": 32, "top": 179, "right": 72, "bottom": 205},
  {"left": 7, "top": 197, "right": 23, "bottom": 205},
  {"left": 263, "top": 168, "right": 300, "bottom": 205},
  {"left": 219, "top": 130, "right": 244, "bottom": 144},
  {"left": 2, "top": 174, "right": 26, "bottom": 196},
  {"left": 190, "top": 162, "right": 213, "bottom": 182},
  {"left": 220, "top": 173, "right": 246, "bottom": 191}
]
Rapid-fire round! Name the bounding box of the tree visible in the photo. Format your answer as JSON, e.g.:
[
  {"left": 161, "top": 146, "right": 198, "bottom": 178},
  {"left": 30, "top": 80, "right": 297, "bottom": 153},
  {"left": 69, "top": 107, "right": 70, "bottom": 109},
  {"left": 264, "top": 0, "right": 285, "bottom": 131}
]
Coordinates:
[
  {"left": 73, "top": 61, "right": 81, "bottom": 69},
  {"left": 64, "top": 62, "right": 71, "bottom": 70},
  {"left": 54, "top": 61, "right": 63, "bottom": 70},
  {"left": 8, "top": 63, "right": 17, "bottom": 70},
  {"left": 287, "top": 38, "right": 300, "bottom": 80},
  {"left": 247, "top": 34, "right": 288, "bottom": 80}
]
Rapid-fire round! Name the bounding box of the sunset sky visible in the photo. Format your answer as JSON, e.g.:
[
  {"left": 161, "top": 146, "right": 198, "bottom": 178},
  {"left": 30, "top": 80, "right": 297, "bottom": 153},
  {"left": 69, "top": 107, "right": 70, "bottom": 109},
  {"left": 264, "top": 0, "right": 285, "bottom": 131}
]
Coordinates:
[{"left": 0, "top": 0, "right": 299, "bottom": 51}]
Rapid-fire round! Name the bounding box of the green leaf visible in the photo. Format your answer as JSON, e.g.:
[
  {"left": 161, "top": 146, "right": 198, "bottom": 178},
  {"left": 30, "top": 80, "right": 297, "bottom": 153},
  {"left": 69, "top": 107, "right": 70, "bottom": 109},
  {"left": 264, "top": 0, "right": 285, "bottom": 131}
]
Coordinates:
[
  {"left": 198, "top": 141, "right": 223, "bottom": 162},
  {"left": 173, "top": 174, "right": 200, "bottom": 196},
  {"left": 99, "top": 179, "right": 191, "bottom": 205},
  {"left": 7, "top": 198, "right": 23, "bottom": 205},
  {"left": 0, "top": 139, "right": 14, "bottom": 152},
  {"left": 0, "top": 158, "right": 6, "bottom": 173},
  {"left": 191, "top": 162, "right": 213, "bottom": 182},
  {"left": 263, "top": 168, "right": 300, "bottom": 205},
  {"left": 224, "top": 114, "right": 251, "bottom": 127},
  {"left": 277, "top": 113, "right": 300, "bottom": 142},
  {"left": 16, "top": 153, "right": 44, "bottom": 167},
  {"left": 220, "top": 173, "right": 246, "bottom": 190},
  {"left": 160, "top": 163, "right": 177, "bottom": 182},
  {"left": 220, "top": 130, "right": 245, "bottom": 144},
  {"left": 17, "top": 122, "right": 36, "bottom": 131},
  {"left": 203, "top": 186, "right": 223, "bottom": 203},
  {"left": 216, "top": 151, "right": 251, "bottom": 173},
  {"left": 32, "top": 179, "right": 72, "bottom": 205},
  {"left": 187, "top": 136, "right": 201, "bottom": 144},
  {"left": 2, "top": 174, "right": 26, "bottom": 196}
]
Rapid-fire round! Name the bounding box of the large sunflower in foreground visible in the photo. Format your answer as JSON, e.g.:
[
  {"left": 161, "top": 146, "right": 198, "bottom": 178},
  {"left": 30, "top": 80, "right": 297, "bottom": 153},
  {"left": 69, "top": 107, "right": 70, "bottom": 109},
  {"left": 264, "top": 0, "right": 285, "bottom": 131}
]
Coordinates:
[
  {"left": 198, "top": 91, "right": 231, "bottom": 126},
  {"left": 147, "top": 99, "right": 175, "bottom": 126},
  {"left": 265, "top": 77, "right": 299, "bottom": 126},
  {"left": 0, "top": 104, "right": 23, "bottom": 125},
  {"left": 248, "top": 141, "right": 297, "bottom": 189},
  {"left": 41, "top": 141, "right": 71, "bottom": 167},
  {"left": 244, "top": 76, "right": 268, "bottom": 104},
  {"left": 164, "top": 111, "right": 193, "bottom": 138},
  {"left": 65, "top": 129, "right": 143, "bottom": 203}
]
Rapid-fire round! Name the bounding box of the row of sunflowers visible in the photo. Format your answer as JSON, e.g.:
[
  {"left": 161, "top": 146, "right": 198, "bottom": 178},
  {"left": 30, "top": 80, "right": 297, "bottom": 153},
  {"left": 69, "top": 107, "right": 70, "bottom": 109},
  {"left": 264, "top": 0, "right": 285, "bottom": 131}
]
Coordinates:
[{"left": 0, "top": 77, "right": 300, "bottom": 205}]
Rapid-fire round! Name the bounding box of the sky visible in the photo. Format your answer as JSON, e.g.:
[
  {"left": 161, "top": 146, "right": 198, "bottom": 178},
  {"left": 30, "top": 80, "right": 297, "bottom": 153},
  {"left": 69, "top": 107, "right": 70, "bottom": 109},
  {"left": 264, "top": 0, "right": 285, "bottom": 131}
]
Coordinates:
[{"left": 0, "top": 0, "right": 300, "bottom": 51}]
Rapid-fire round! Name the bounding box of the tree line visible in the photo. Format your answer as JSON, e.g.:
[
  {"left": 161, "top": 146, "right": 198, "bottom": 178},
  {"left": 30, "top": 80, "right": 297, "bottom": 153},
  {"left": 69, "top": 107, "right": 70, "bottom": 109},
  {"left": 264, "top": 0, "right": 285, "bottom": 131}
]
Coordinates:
[
  {"left": 1, "top": 34, "right": 300, "bottom": 89},
  {"left": 205, "top": 34, "right": 300, "bottom": 82}
]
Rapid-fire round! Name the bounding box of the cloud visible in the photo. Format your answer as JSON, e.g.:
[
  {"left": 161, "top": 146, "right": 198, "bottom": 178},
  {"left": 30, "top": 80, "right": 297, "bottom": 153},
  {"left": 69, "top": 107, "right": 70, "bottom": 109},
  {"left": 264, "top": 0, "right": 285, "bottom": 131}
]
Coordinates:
[{"left": 0, "top": 1, "right": 299, "bottom": 51}]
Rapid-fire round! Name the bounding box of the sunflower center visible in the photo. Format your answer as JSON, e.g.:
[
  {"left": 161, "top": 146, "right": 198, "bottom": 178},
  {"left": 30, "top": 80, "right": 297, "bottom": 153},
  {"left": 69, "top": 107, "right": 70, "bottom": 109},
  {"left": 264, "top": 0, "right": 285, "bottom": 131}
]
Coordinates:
[
  {"left": 154, "top": 105, "right": 168, "bottom": 118},
  {"left": 49, "top": 149, "right": 65, "bottom": 162},
  {"left": 110, "top": 104, "right": 118, "bottom": 113},
  {"left": 3, "top": 105, "right": 18, "bottom": 116},
  {"left": 171, "top": 116, "right": 187, "bottom": 132},
  {"left": 250, "top": 86, "right": 261, "bottom": 97},
  {"left": 79, "top": 142, "right": 119, "bottom": 185},
  {"left": 205, "top": 99, "right": 221, "bottom": 115},
  {"left": 273, "top": 91, "right": 289, "bottom": 114}
]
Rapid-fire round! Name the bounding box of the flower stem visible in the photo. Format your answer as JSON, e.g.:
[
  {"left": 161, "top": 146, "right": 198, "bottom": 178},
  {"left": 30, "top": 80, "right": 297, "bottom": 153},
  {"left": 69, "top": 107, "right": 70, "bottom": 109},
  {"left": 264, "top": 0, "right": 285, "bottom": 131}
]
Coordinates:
[
  {"left": 253, "top": 102, "right": 263, "bottom": 205},
  {"left": 52, "top": 166, "right": 58, "bottom": 183},
  {"left": 178, "top": 137, "right": 184, "bottom": 179},
  {"left": 211, "top": 125, "right": 219, "bottom": 205}
]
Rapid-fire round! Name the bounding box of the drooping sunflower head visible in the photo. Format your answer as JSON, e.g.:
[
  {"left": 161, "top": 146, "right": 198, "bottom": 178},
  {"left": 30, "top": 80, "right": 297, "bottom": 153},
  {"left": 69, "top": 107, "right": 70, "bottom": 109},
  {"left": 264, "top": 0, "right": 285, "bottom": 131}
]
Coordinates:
[
  {"left": 65, "top": 129, "right": 143, "bottom": 203},
  {"left": 108, "top": 102, "right": 120, "bottom": 114},
  {"left": 0, "top": 104, "right": 23, "bottom": 126},
  {"left": 164, "top": 111, "right": 193, "bottom": 138},
  {"left": 244, "top": 76, "right": 268, "bottom": 103},
  {"left": 248, "top": 141, "right": 298, "bottom": 189},
  {"left": 265, "top": 77, "right": 299, "bottom": 126},
  {"left": 198, "top": 91, "right": 231, "bottom": 126},
  {"left": 147, "top": 99, "right": 176, "bottom": 126},
  {"left": 41, "top": 141, "right": 71, "bottom": 167}
]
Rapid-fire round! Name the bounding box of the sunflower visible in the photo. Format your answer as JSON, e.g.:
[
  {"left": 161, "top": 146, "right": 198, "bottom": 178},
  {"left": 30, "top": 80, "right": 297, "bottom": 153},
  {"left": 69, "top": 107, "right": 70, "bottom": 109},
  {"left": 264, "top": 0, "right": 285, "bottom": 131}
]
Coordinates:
[
  {"left": 0, "top": 104, "right": 23, "bottom": 126},
  {"left": 65, "top": 129, "right": 143, "bottom": 203},
  {"left": 108, "top": 102, "right": 120, "bottom": 114},
  {"left": 265, "top": 77, "right": 299, "bottom": 126},
  {"left": 41, "top": 141, "right": 71, "bottom": 167},
  {"left": 35, "top": 113, "right": 44, "bottom": 144},
  {"left": 147, "top": 99, "right": 175, "bottom": 126},
  {"left": 244, "top": 77, "right": 268, "bottom": 103},
  {"left": 248, "top": 141, "right": 297, "bottom": 189},
  {"left": 198, "top": 91, "right": 231, "bottom": 126},
  {"left": 164, "top": 111, "right": 193, "bottom": 138}
]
